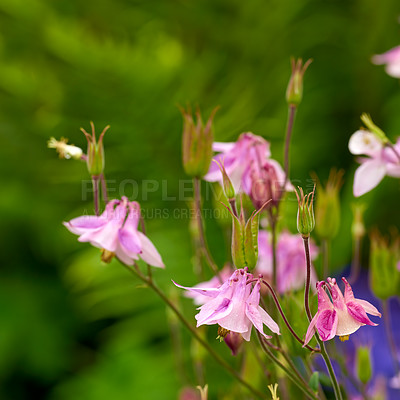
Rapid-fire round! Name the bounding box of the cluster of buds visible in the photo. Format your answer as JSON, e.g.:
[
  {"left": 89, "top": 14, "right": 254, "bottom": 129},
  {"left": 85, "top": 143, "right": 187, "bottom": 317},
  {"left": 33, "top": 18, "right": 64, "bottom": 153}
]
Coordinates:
[{"left": 181, "top": 106, "right": 218, "bottom": 178}]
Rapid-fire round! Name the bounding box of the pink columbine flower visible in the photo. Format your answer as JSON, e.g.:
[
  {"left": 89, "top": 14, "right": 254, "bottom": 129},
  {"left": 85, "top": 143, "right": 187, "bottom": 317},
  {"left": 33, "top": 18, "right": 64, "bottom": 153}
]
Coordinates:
[
  {"left": 174, "top": 268, "right": 280, "bottom": 341},
  {"left": 256, "top": 230, "right": 318, "bottom": 294},
  {"left": 372, "top": 46, "right": 400, "bottom": 78},
  {"left": 204, "top": 132, "right": 270, "bottom": 192},
  {"left": 349, "top": 130, "right": 400, "bottom": 196},
  {"left": 304, "top": 277, "right": 381, "bottom": 345},
  {"left": 64, "top": 196, "right": 164, "bottom": 268}
]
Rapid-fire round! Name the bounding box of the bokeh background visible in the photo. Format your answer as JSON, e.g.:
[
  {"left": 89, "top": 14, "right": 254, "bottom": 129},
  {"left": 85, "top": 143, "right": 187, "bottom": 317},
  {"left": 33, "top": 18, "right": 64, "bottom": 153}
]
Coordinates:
[{"left": 1, "top": 0, "right": 400, "bottom": 398}]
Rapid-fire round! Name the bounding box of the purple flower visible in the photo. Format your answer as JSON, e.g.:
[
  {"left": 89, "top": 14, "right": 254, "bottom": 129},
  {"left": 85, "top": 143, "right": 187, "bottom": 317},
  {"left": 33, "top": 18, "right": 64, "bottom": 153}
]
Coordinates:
[
  {"left": 174, "top": 269, "right": 280, "bottom": 341},
  {"left": 304, "top": 277, "right": 381, "bottom": 345},
  {"left": 372, "top": 46, "right": 400, "bottom": 78},
  {"left": 64, "top": 197, "right": 164, "bottom": 268},
  {"left": 204, "top": 133, "right": 270, "bottom": 192},
  {"left": 256, "top": 230, "right": 318, "bottom": 294},
  {"left": 349, "top": 130, "right": 400, "bottom": 196}
]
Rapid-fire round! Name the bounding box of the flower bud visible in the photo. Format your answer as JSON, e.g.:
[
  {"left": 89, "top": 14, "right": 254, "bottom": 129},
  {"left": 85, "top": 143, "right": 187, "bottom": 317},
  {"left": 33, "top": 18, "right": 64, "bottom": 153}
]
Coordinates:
[
  {"left": 314, "top": 169, "right": 343, "bottom": 240},
  {"left": 356, "top": 346, "right": 372, "bottom": 384},
  {"left": 48, "top": 137, "right": 83, "bottom": 160},
  {"left": 295, "top": 186, "right": 315, "bottom": 238},
  {"left": 181, "top": 106, "right": 218, "bottom": 178},
  {"left": 214, "top": 159, "right": 235, "bottom": 201},
  {"left": 369, "top": 230, "right": 400, "bottom": 300},
  {"left": 223, "top": 331, "right": 243, "bottom": 356},
  {"left": 80, "top": 122, "right": 109, "bottom": 176},
  {"left": 360, "top": 113, "right": 389, "bottom": 144},
  {"left": 229, "top": 198, "right": 267, "bottom": 270},
  {"left": 286, "top": 58, "right": 312, "bottom": 107},
  {"left": 351, "top": 203, "right": 366, "bottom": 240}
]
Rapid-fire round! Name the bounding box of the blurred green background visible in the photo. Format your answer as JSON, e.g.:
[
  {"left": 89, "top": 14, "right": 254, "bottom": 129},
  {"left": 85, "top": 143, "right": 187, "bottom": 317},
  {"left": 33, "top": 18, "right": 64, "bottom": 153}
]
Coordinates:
[{"left": 1, "top": 0, "right": 400, "bottom": 398}]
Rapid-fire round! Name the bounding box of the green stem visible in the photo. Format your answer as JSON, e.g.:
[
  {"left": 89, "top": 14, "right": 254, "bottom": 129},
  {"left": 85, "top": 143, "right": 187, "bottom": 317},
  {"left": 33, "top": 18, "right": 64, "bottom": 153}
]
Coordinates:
[
  {"left": 121, "top": 262, "right": 266, "bottom": 399},
  {"left": 193, "top": 178, "right": 222, "bottom": 282},
  {"left": 303, "top": 237, "right": 343, "bottom": 400},
  {"left": 92, "top": 176, "right": 100, "bottom": 216},
  {"left": 283, "top": 104, "right": 297, "bottom": 188},
  {"left": 257, "top": 332, "right": 318, "bottom": 400}
]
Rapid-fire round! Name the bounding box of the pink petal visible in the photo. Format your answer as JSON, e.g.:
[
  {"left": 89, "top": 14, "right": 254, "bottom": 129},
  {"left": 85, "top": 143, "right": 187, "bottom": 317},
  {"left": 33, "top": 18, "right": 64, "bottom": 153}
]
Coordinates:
[
  {"left": 353, "top": 159, "right": 386, "bottom": 197},
  {"left": 195, "top": 297, "right": 234, "bottom": 327},
  {"left": 212, "top": 142, "right": 235, "bottom": 152},
  {"left": 342, "top": 277, "right": 355, "bottom": 303},
  {"left": 316, "top": 309, "right": 338, "bottom": 341},
  {"left": 63, "top": 216, "right": 107, "bottom": 235},
  {"left": 304, "top": 312, "right": 318, "bottom": 346},
  {"left": 172, "top": 281, "right": 220, "bottom": 298},
  {"left": 137, "top": 231, "right": 164, "bottom": 268},
  {"left": 355, "top": 299, "right": 381, "bottom": 317},
  {"left": 349, "top": 130, "right": 383, "bottom": 156},
  {"left": 258, "top": 306, "right": 279, "bottom": 334},
  {"left": 346, "top": 301, "right": 377, "bottom": 326}
]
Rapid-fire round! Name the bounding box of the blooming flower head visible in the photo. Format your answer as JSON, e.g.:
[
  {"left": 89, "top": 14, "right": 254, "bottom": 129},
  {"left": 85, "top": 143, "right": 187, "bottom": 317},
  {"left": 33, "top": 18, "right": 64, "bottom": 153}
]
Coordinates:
[
  {"left": 304, "top": 277, "right": 381, "bottom": 345},
  {"left": 256, "top": 230, "right": 318, "bottom": 294},
  {"left": 349, "top": 128, "right": 400, "bottom": 197},
  {"left": 372, "top": 46, "right": 400, "bottom": 78},
  {"left": 174, "top": 268, "right": 280, "bottom": 341},
  {"left": 64, "top": 196, "right": 164, "bottom": 268},
  {"left": 204, "top": 132, "right": 270, "bottom": 192}
]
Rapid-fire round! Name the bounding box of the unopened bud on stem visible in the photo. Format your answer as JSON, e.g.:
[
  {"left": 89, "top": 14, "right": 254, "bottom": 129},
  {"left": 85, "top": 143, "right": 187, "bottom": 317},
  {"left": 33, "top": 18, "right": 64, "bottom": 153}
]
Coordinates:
[
  {"left": 295, "top": 185, "right": 315, "bottom": 238},
  {"left": 286, "top": 58, "right": 312, "bottom": 107}
]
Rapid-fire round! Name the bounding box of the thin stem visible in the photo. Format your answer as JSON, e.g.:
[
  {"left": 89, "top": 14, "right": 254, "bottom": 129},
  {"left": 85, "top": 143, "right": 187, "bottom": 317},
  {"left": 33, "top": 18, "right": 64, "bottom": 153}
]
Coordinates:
[
  {"left": 321, "top": 239, "right": 329, "bottom": 279},
  {"left": 261, "top": 279, "right": 320, "bottom": 353},
  {"left": 316, "top": 338, "right": 343, "bottom": 400},
  {"left": 193, "top": 178, "right": 222, "bottom": 282},
  {"left": 283, "top": 104, "right": 297, "bottom": 188},
  {"left": 270, "top": 216, "right": 278, "bottom": 291},
  {"left": 121, "top": 262, "right": 265, "bottom": 399},
  {"left": 100, "top": 173, "right": 109, "bottom": 204},
  {"left": 303, "top": 238, "right": 343, "bottom": 400},
  {"left": 257, "top": 332, "right": 318, "bottom": 400},
  {"left": 382, "top": 299, "right": 400, "bottom": 377},
  {"left": 302, "top": 236, "right": 313, "bottom": 322},
  {"left": 229, "top": 198, "right": 238, "bottom": 218},
  {"left": 92, "top": 176, "right": 100, "bottom": 216},
  {"left": 348, "top": 237, "right": 361, "bottom": 285}
]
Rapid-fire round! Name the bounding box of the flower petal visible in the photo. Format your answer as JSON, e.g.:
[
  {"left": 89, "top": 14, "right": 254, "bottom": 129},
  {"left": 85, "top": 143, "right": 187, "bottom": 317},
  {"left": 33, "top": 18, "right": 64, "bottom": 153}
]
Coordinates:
[
  {"left": 316, "top": 309, "right": 338, "bottom": 341},
  {"left": 137, "top": 231, "right": 165, "bottom": 268},
  {"left": 356, "top": 299, "right": 381, "bottom": 317},
  {"left": 304, "top": 312, "right": 318, "bottom": 346},
  {"left": 353, "top": 159, "right": 386, "bottom": 197},
  {"left": 349, "top": 130, "right": 383, "bottom": 156},
  {"left": 346, "top": 301, "right": 378, "bottom": 326}
]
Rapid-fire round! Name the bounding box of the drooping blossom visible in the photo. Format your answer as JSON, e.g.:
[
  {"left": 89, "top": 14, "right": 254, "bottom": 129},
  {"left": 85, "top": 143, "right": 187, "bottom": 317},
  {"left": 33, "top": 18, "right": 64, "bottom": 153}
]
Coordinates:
[
  {"left": 183, "top": 266, "right": 233, "bottom": 305},
  {"left": 256, "top": 230, "right": 318, "bottom": 294},
  {"left": 372, "top": 46, "right": 400, "bottom": 78},
  {"left": 204, "top": 132, "right": 270, "bottom": 192},
  {"left": 64, "top": 196, "right": 164, "bottom": 268},
  {"left": 242, "top": 157, "right": 293, "bottom": 209},
  {"left": 174, "top": 268, "right": 280, "bottom": 341},
  {"left": 349, "top": 129, "right": 400, "bottom": 196},
  {"left": 304, "top": 277, "right": 381, "bottom": 345}
]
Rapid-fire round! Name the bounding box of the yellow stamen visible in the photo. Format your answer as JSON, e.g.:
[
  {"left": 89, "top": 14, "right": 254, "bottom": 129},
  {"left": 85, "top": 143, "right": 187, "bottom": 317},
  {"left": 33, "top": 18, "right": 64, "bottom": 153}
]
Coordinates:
[
  {"left": 216, "top": 326, "right": 230, "bottom": 342},
  {"left": 101, "top": 249, "right": 115, "bottom": 263},
  {"left": 339, "top": 335, "right": 350, "bottom": 342}
]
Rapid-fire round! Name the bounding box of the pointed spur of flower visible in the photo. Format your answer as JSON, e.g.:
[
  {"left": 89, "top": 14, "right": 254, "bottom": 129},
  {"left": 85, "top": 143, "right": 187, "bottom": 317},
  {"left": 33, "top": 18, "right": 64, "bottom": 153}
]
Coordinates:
[
  {"left": 174, "top": 269, "right": 280, "bottom": 341},
  {"left": 64, "top": 197, "right": 164, "bottom": 268},
  {"left": 304, "top": 277, "right": 381, "bottom": 345}
]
